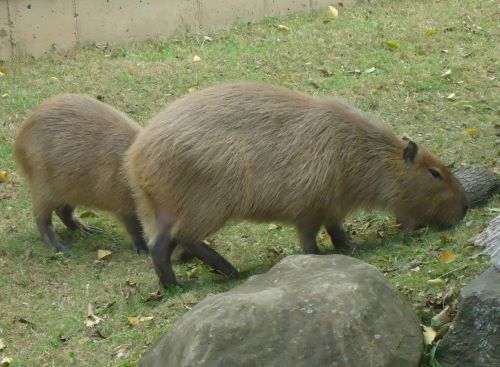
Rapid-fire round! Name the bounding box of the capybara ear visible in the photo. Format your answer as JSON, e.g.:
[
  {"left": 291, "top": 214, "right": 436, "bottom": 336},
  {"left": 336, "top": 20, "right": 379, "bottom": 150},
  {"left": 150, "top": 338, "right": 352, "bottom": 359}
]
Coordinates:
[{"left": 403, "top": 140, "right": 418, "bottom": 165}]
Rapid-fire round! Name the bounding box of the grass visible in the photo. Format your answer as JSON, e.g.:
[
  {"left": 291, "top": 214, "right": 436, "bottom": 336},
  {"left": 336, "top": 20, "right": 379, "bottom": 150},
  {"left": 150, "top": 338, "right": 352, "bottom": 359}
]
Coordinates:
[{"left": 0, "top": 0, "right": 498, "bottom": 365}]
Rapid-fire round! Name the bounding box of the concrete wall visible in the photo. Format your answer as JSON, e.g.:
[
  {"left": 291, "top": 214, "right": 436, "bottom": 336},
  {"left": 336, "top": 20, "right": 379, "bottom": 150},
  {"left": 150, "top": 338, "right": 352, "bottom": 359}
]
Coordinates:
[{"left": 0, "top": 0, "right": 360, "bottom": 60}]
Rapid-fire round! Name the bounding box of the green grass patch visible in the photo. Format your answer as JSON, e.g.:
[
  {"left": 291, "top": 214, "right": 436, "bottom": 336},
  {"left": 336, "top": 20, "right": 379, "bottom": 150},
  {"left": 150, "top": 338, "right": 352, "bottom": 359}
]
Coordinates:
[{"left": 0, "top": 0, "right": 498, "bottom": 365}]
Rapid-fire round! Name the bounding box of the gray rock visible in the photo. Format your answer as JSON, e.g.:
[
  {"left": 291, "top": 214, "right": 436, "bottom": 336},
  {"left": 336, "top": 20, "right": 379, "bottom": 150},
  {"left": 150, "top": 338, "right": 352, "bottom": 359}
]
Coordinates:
[
  {"left": 474, "top": 215, "right": 500, "bottom": 270},
  {"left": 436, "top": 267, "right": 500, "bottom": 367},
  {"left": 452, "top": 167, "right": 499, "bottom": 208},
  {"left": 140, "top": 255, "right": 423, "bottom": 367}
]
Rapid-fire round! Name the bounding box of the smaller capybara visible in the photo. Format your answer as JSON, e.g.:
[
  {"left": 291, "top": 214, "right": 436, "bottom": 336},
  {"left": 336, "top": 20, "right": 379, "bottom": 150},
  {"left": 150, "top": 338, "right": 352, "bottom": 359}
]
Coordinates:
[
  {"left": 14, "top": 94, "right": 148, "bottom": 253},
  {"left": 127, "top": 82, "right": 469, "bottom": 287}
]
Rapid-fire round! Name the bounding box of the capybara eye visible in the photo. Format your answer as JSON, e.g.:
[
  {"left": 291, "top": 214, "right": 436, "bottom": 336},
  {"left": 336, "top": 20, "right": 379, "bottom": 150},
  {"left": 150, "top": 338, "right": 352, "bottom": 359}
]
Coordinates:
[{"left": 429, "top": 168, "right": 443, "bottom": 180}]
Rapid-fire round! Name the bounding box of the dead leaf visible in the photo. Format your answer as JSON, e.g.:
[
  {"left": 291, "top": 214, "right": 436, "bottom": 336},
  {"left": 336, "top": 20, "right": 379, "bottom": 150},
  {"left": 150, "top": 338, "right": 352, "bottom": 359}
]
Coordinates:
[
  {"left": 326, "top": 5, "right": 339, "bottom": 19},
  {"left": 85, "top": 303, "right": 103, "bottom": 327},
  {"left": 428, "top": 278, "right": 446, "bottom": 287},
  {"left": 0, "top": 357, "right": 12, "bottom": 367},
  {"left": 275, "top": 24, "right": 290, "bottom": 31},
  {"left": 441, "top": 69, "right": 452, "bottom": 77},
  {"left": 88, "top": 329, "right": 107, "bottom": 340},
  {"left": 203, "top": 35, "right": 213, "bottom": 42},
  {"left": 446, "top": 93, "right": 456, "bottom": 101},
  {"left": 0, "top": 338, "right": 5, "bottom": 351},
  {"left": 128, "top": 316, "right": 154, "bottom": 326},
  {"left": 145, "top": 289, "right": 164, "bottom": 302},
  {"left": 431, "top": 305, "right": 453, "bottom": 328},
  {"left": 0, "top": 171, "right": 9, "bottom": 183},
  {"left": 426, "top": 28, "right": 434, "bottom": 36},
  {"left": 192, "top": 55, "right": 202, "bottom": 63},
  {"left": 439, "top": 251, "right": 456, "bottom": 264},
  {"left": 267, "top": 223, "right": 282, "bottom": 230},
  {"left": 385, "top": 40, "right": 400, "bottom": 49},
  {"left": 113, "top": 345, "right": 129, "bottom": 360},
  {"left": 464, "top": 128, "right": 479, "bottom": 136},
  {"left": 18, "top": 318, "right": 35, "bottom": 327},
  {"left": 363, "top": 67, "right": 376, "bottom": 74},
  {"left": 422, "top": 325, "right": 437, "bottom": 345},
  {"left": 122, "top": 280, "right": 137, "bottom": 300},
  {"left": 97, "top": 249, "right": 112, "bottom": 261}
]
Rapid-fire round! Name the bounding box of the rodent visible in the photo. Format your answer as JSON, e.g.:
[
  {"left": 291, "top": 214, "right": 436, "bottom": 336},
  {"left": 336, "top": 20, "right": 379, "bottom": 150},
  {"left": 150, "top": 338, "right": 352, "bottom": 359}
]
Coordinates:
[
  {"left": 14, "top": 94, "right": 148, "bottom": 254},
  {"left": 126, "top": 82, "right": 469, "bottom": 287}
]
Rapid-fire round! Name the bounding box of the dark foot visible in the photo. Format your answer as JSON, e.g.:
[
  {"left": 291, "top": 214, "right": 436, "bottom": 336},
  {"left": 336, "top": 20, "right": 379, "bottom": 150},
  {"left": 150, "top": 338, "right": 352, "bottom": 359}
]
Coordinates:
[
  {"left": 326, "top": 222, "right": 350, "bottom": 251},
  {"left": 296, "top": 222, "right": 322, "bottom": 254},
  {"left": 149, "top": 231, "right": 179, "bottom": 288},
  {"left": 123, "top": 214, "right": 149, "bottom": 254},
  {"left": 55, "top": 205, "right": 103, "bottom": 235},
  {"left": 183, "top": 241, "right": 239, "bottom": 278},
  {"left": 38, "top": 221, "right": 71, "bottom": 253}
]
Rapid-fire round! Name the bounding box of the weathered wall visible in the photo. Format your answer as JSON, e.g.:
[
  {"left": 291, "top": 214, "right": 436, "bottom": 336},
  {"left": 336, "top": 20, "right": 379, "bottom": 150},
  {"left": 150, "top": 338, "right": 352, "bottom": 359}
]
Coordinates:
[{"left": 0, "top": 0, "right": 360, "bottom": 60}]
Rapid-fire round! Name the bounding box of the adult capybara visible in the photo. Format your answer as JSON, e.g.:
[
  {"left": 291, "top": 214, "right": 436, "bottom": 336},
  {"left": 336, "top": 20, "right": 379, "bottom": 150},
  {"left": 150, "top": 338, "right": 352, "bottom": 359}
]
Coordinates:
[
  {"left": 14, "top": 94, "right": 148, "bottom": 254},
  {"left": 127, "top": 82, "right": 469, "bottom": 287}
]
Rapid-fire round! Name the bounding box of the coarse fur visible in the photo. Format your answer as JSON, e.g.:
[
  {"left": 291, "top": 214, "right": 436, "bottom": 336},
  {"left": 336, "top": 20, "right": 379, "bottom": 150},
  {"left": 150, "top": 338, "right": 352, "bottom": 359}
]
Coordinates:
[
  {"left": 127, "top": 82, "right": 469, "bottom": 286},
  {"left": 14, "top": 94, "right": 147, "bottom": 253}
]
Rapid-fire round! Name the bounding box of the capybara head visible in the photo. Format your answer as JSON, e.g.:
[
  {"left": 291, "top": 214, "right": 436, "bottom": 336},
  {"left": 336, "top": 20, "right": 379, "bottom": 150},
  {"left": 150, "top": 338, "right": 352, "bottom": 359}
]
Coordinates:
[{"left": 390, "top": 140, "right": 468, "bottom": 230}]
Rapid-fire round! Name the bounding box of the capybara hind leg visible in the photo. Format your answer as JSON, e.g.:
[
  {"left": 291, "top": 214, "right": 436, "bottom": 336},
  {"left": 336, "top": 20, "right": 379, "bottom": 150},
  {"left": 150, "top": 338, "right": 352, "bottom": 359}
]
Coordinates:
[
  {"left": 122, "top": 214, "right": 148, "bottom": 254},
  {"left": 172, "top": 246, "right": 196, "bottom": 263},
  {"left": 35, "top": 206, "right": 70, "bottom": 253},
  {"left": 55, "top": 205, "right": 103, "bottom": 234},
  {"left": 149, "top": 230, "right": 179, "bottom": 288},
  {"left": 326, "top": 221, "right": 349, "bottom": 250},
  {"left": 183, "top": 241, "right": 238, "bottom": 277},
  {"left": 296, "top": 222, "right": 321, "bottom": 254}
]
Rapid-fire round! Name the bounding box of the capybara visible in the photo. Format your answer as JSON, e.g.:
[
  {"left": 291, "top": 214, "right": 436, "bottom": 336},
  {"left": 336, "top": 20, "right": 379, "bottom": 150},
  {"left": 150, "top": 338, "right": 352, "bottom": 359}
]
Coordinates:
[
  {"left": 127, "top": 82, "right": 469, "bottom": 287},
  {"left": 14, "top": 94, "right": 148, "bottom": 254}
]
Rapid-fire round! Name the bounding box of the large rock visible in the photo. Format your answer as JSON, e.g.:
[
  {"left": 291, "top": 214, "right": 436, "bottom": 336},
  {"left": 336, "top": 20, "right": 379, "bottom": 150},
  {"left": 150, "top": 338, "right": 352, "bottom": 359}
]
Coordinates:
[
  {"left": 436, "top": 267, "right": 500, "bottom": 367},
  {"left": 474, "top": 215, "right": 500, "bottom": 270},
  {"left": 140, "top": 255, "right": 423, "bottom": 367}
]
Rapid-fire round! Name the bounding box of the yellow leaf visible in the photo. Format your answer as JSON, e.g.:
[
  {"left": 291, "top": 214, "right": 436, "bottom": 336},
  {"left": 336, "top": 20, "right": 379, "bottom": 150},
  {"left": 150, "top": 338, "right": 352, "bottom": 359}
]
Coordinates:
[
  {"left": 97, "top": 249, "right": 112, "bottom": 261},
  {"left": 326, "top": 5, "right": 339, "bottom": 19},
  {"left": 446, "top": 93, "right": 456, "bottom": 101},
  {"left": 128, "top": 316, "right": 140, "bottom": 326},
  {"left": 426, "top": 28, "right": 434, "bottom": 36},
  {"left": 0, "top": 357, "right": 12, "bottom": 367},
  {"left": 439, "top": 251, "right": 456, "bottom": 264},
  {"left": 192, "top": 55, "right": 202, "bottom": 63},
  {"left": 385, "top": 40, "right": 400, "bottom": 49},
  {"left": 128, "top": 316, "right": 153, "bottom": 326},
  {"left": 0, "top": 171, "right": 9, "bottom": 182},
  {"left": 441, "top": 69, "right": 452, "bottom": 77},
  {"left": 276, "top": 24, "right": 290, "bottom": 31},
  {"left": 464, "top": 128, "right": 479, "bottom": 136},
  {"left": 0, "top": 338, "right": 5, "bottom": 351},
  {"left": 427, "top": 278, "right": 446, "bottom": 287},
  {"left": 422, "top": 325, "right": 437, "bottom": 345}
]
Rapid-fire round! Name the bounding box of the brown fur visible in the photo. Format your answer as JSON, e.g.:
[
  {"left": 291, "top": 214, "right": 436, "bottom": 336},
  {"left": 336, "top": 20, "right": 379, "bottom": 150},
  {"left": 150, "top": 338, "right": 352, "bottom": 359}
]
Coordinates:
[
  {"left": 14, "top": 94, "right": 147, "bottom": 253},
  {"left": 127, "top": 82, "right": 468, "bottom": 285}
]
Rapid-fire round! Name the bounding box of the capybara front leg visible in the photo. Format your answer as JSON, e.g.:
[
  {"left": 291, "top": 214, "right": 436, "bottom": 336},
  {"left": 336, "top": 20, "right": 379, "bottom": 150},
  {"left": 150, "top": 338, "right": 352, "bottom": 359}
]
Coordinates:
[
  {"left": 325, "top": 221, "right": 349, "bottom": 250},
  {"left": 35, "top": 207, "right": 70, "bottom": 253},
  {"left": 149, "top": 230, "right": 178, "bottom": 288},
  {"left": 296, "top": 222, "right": 321, "bottom": 254},
  {"left": 123, "top": 214, "right": 149, "bottom": 254}
]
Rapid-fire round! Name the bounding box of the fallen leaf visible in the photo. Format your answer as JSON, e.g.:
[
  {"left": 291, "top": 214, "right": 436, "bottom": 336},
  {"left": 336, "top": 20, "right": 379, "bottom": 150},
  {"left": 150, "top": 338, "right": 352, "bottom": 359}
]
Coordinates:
[
  {"left": 326, "top": 5, "right": 339, "bottom": 19},
  {"left": 363, "top": 67, "right": 376, "bottom": 74},
  {"left": 18, "top": 318, "right": 35, "bottom": 327},
  {"left": 275, "top": 24, "right": 290, "bottom": 31},
  {"left": 113, "top": 345, "right": 129, "bottom": 360},
  {"left": 385, "top": 40, "right": 400, "bottom": 49},
  {"left": 428, "top": 278, "right": 446, "bottom": 287},
  {"left": 431, "top": 305, "right": 453, "bottom": 328},
  {"left": 441, "top": 69, "right": 452, "bottom": 77},
  {"left": 464, "top": 128, "right": 479, "bottom": 136},
  {"left": 423, "top": 325, "right": 437, "bottom": 345},
  {"left": 85, "top": 303, "right": 103, "bottom": 327},
  {"left": 446, "top": 93, "right": 456, "bottom": 101},
  {"left": 203, "top": 35, "right": 213, "bottom": 42},
  {"left": 0, "top": 171, "right": 9, "bottom": 182},
  {"left": 268, "top": 223, "right": 282, "bottom": 230},
  {"left": 128, "top": 316, "right": 154, "bottom": 326},
  {"left": 426, "top": 28, "right": 434, "bottom": 36},
  {"left": 88, "top": 329, "right": 107, "bottom": 339},
  {"left": 97, "top": 249, "right": 112, "bottom": 261},
  {"left": 122, "top": 280, "right": 137, "bottom": 300},
  {"left": 192, "top": 55, "right": 202, "bottom": 62},
  {"left": 439, "top": 251, "right": 456, "bottom": 264},
  {"left": 145, "top": 289, "right": 164, "bottom": 302},
  {"left": 0, "top": 338, "right": 4, "bottom": 351},
  {"left": 0, "top": 357, "right": 12, "bottom": 367}
]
